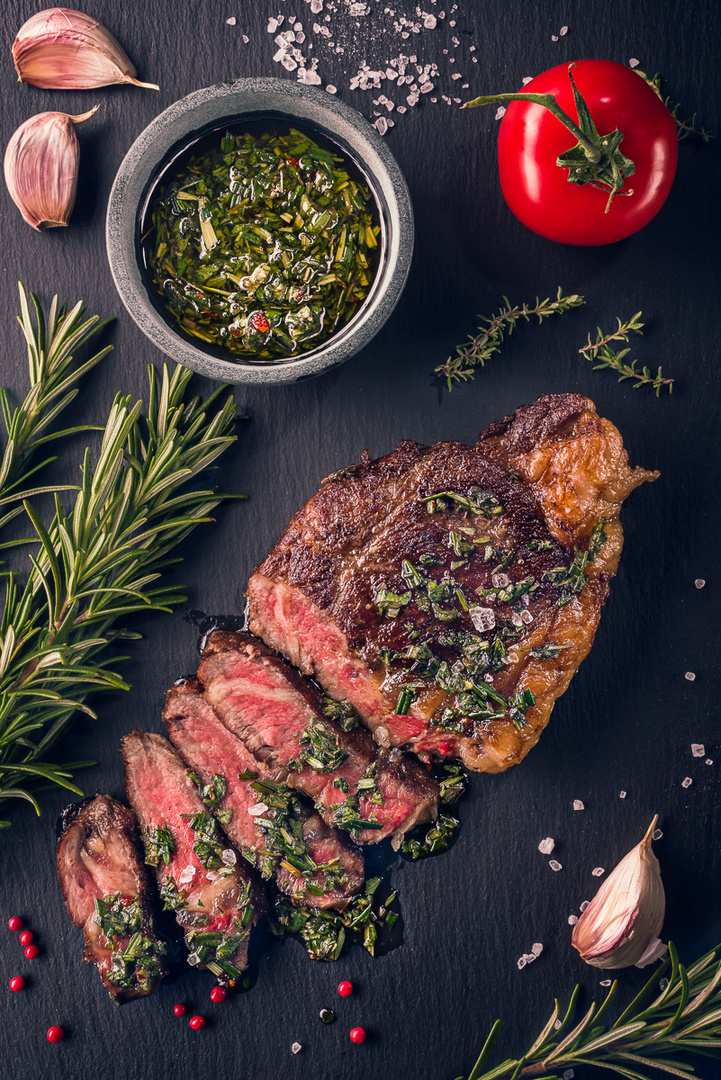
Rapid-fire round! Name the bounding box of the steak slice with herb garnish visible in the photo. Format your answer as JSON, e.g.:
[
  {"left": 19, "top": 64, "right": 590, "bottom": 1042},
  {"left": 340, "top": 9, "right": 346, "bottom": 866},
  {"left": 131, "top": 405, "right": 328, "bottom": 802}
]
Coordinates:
[
  {"left": 198, "top": 631, "right": 439, "bottom": 848},
  {"left": 122, "top": 730, "right": 264, "bottom": 983},
  {"left": 163, "top": 678, "right": 364, "bottom": 909},
  {"left": 57, "top": 794, "right": 166, "bottom": 1003},
  {"left": 247, "top": 394, "right": 658, "bottom": 773}
]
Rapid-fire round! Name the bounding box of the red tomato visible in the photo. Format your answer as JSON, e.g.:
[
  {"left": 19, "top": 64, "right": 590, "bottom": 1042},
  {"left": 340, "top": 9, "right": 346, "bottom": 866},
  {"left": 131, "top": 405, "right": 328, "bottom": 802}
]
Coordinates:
[{"left": 496, "top": 61, "right": 678, "bottom": 245}]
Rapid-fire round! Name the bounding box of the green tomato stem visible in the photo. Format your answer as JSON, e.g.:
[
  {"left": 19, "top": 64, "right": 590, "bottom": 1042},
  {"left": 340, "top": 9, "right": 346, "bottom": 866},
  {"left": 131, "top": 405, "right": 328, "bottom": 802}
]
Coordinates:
[{"left": 462, "top": 90, "right": 602, "bottom": 163}]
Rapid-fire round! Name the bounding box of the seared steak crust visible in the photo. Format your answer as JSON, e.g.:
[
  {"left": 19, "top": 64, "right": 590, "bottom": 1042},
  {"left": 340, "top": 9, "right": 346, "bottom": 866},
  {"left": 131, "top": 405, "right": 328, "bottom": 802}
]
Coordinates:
[
  {"left": 122, "top": 731, "right": 264, "bottom": 980},
  {"left": 248, "top": 394, "right": 658, "bottom": 772},
  {"left": 57, "top": 794, "right": 165, "bottom": 1002},
  {"left": 163, "top": 679, "right": 364, "bottom": 909},
  {"left": 198, "top": 631, "right": 439, "bottom": 847}
]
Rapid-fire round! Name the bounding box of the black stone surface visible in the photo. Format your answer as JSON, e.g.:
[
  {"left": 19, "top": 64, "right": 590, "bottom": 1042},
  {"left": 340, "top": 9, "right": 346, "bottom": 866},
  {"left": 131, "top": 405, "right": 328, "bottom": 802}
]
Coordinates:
[{"left": 0, "top": 2, "right": 719, "bottom": 1079}]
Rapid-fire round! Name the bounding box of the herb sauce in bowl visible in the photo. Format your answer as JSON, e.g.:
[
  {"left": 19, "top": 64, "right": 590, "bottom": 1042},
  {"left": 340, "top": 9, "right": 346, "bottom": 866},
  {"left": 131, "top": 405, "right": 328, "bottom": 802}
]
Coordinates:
[{"left": 145, "top": 127, "right": 380, "bottom": 360}]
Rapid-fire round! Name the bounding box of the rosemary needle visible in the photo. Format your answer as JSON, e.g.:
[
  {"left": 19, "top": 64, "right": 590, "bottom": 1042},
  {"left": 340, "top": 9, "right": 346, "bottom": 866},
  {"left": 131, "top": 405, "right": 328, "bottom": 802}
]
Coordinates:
[
  {"left": 0, "top": 287, "right": 241, "bottom": 829},
  {"left": 457, "top": 941, "right": 721, "bottom": 1080}
]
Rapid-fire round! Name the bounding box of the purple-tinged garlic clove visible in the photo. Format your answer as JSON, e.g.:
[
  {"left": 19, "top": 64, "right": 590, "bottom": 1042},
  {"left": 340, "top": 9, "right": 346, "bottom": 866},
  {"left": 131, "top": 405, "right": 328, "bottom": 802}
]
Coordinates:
[
  {"left": 4, "top": 107, "right": 97, "bottom": 231},
  {"left": 571, "top": 815, "right": 666, "bottom": 970},
  {"left": 12, "top": 8, "right": 159, "bottom": 91}
]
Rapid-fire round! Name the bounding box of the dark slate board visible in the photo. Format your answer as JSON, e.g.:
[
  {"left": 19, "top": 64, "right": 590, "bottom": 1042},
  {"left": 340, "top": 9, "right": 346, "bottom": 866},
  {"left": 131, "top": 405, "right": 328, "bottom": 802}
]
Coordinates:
[{"left": 0, "top": 2, "right": 720, "bottom": 1079}]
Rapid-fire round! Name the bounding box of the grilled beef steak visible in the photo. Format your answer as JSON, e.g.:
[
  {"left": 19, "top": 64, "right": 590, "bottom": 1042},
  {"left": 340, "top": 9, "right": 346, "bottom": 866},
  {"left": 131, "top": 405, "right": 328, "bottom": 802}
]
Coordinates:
[
  {"left": 122, "top": 731, "right": 264, "bottom": 981},
  {"left": 198, "top": 631, "right": 439, "bottom": 847},
  {"left": 57, "top": 794, "right": 166, "bottom": 1003},
  {"left": 247, "top": 394, "right": 658, "bottom": 773},
  {"left": 163, "top": 679, "right": 364, "bottom": 909}
]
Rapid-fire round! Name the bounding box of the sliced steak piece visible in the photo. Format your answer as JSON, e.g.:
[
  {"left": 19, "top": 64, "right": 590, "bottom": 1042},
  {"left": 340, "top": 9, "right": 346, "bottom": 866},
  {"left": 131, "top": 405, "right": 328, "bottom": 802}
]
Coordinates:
[
  {"left": 198, "top": 631, "right": 439, "bottom": 848},
  {"left": 247, "top": 394, "right": 658, "bottom": 774},
  {"left": 163, "top": 679, "right": 364, "bottom": 909},
  {"left": 122, "top": 730, "right": 264, "bottom": 982},
  {"left": 57, "top": 794, "right": 166, "bottom": 1003}
]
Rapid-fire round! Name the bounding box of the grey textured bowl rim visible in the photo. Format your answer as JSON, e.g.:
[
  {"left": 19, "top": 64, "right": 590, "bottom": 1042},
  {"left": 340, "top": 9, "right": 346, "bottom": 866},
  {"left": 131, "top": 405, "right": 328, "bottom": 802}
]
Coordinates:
[{"left": 105, "top": 78, "right": 414, "bottom": 385}]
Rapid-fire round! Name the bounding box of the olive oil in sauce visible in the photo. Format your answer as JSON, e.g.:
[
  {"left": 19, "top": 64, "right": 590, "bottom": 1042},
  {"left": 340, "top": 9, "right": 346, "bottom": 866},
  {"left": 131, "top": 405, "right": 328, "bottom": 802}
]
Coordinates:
[{"left": 145, "top": 126, "right": 381, "bottom": 361}]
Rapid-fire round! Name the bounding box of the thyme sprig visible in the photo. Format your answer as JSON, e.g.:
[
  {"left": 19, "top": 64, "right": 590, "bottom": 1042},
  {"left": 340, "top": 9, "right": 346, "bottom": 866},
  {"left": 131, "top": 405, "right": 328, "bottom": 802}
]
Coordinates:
[
  {"left": 435, "top": 289, "right": 585, "bottom": 390},
  {"left": 579, "top": 314, "right": 674, "bottom": 396},
  {"left": 0, "top": 291, "right": 240, "bottom": 828},
  {"left": 635, "top": 70, "right": 714, "bottom": 142},
  {"left": 456, "top": 941, "right": 721, "bottom": 1080}
]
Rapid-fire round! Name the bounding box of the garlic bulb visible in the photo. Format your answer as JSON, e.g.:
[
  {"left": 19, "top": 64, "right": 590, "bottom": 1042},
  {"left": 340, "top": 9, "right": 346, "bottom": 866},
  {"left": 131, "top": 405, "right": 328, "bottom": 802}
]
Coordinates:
[
  {"left": 571, "top": 815, "right": 666, "bottom": 970},
  {"left": 4, "top": 108, "right": 97, "bottom": 231},
  {"left": 12, "top": 8, "right": 159, "bottom": 90}
]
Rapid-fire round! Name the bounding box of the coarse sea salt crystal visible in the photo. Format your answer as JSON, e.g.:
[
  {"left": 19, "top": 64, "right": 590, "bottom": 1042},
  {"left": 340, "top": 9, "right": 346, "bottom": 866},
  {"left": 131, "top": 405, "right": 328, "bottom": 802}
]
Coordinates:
[
  {"left": 619, "top": 790, "right": 627, "bottom": 798},
  {"left": 629, "top": 57, "right": 640, "bottom": 67},
  {"left": 580, "top": 901, "right": 590, "bottom": 912},
  {"left": 326, "top": 84, "right": 337, "bottom": 93},
  {"left": 178, "top": 864, "right": 196, "bottom": 885},
  {"left": 551, "top": 34, "right": 558, "bottom": 41},
  {"left": 549, "top": 860, "right": 562, "bottom": 872},
  {"left": 206, "top": 869, "right": 219, "bottom": 882},
  {"left": 692, "top": 743, "right": 705, "bottom": 757},
  {"left": 573, "top": 799, "right": 584, "bottom": 811},
  {"left": 560, "top": 25, "right": 568, "bottom": 35},
  {"left": 310, "top": 0, "right": 323, "bottom": 12},
  {"left": 226, "top": 16, "right": 236, "bottom": 25},
  {"left": 522, "top": 76, "right": 533, "bottom": 84},
  {"left": 374, "top": 117, "right": 389, "bottom": 135},
  {"left": 707, "top": 758, "right": 714, "bottom": 765},
  {"left": 221, "top": 848, "right": 237, "bottom": 866},
  {"left": 424, "top": 13, "right": 437, "bottom": 27},
  {"left": 538, "top": 837, "right": 555, "bottom": 855},
  {"left": 695, "top": 578, "right": 706, "bottom": 589},
  {"left": 249, "top": 803, "right": 268, "bottom": 817},
  {"left": 517, "top": 956, "right": 527, "bottom": 969},
  {"left": 682, "top": 777, "right": 693, "bottom": 788},
  {"left": 568, "top": 915, "right": 578, "bottom": 925},
  {"left": 563, "top": 1071, "right": 575, "bottom": 1080},
  {"left": 592, "top": 867, "right": 605, "bottom": 877},
  {"left": 531, "top": 942, "right": 543, "bottom": 957},
  {"left": 495, "top": 106, "right": 506, "bottom": 120},
  {"left": 599, "top": 979, "right": 612, "bottom": 987},
  {"left": 491, "top": 572, "right": 509, "bottom": 588},
  {"left": 685, "top": 672, "right": 696, "bottom": 682},
  {"left": 267, "top": 16, "right": 279, "bottom": 32},
  {"left": 653, "top": 829, "right": 663, "bottom": 840},
  {"left": 291, "top": 1042, "right": 302, "bottom": 1054}
]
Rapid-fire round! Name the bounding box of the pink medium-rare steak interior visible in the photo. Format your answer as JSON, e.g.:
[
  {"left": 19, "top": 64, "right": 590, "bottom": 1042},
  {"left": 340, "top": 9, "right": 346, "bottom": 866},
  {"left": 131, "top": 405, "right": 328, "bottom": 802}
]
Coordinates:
[
  {"left": 122, "top": 730, "right": 262, "bottom": 978},
  {"left": 248, "top": 394, "right": 658, "bottom": 773},
  {"left": 198, "top": 631, "right": 439, "bottom": 847},
  {"left": 56, "top": 794, "right": 165, "bottom": 1002},
  {"left": 163, "top": 679, "right": 364, "bottom": 909}
]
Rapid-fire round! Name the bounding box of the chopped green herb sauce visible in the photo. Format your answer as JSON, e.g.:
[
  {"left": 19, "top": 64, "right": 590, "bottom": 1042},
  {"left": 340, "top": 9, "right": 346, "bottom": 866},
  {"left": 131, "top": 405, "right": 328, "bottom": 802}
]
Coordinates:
[
  {"left": 273, "top": 877, "right": 398, "bottom": 961},
  {"left": 146, "top": 127, "right": 380, "bottom": 360}
]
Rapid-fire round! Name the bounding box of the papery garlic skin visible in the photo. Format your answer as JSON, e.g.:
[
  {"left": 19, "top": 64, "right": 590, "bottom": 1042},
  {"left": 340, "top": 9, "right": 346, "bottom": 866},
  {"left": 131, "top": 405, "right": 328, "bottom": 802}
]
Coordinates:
[
  {"left": 13, "top": 8, "right": 159, "bottom": 90},
  {"left": 571, "top": 815, "right": 666, "bottom": 970},
  {"left": 4, "top": 108, "right": 97, "bottom": 231}
]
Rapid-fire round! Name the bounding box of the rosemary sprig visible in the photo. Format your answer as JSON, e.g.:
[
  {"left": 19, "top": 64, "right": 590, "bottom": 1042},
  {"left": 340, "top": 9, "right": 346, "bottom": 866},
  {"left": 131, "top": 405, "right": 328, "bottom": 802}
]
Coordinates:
[
  {"left": 435, "top": 289, "right": 585, "bottom": 390},
  {"left": 579, "top": 314, "right": 674, "bottom": 396},
  {"left": 0, "top": 293, "right": 241, "bottom": 829},
  {"left": 0, "top": 284, "right": 112, "bottom": 543},
  {"left": 456, "top": 941, "right": 721, "bottom": 1080},
  {"left": 635, "top": 70, "right": 714, "bottom": 142}
]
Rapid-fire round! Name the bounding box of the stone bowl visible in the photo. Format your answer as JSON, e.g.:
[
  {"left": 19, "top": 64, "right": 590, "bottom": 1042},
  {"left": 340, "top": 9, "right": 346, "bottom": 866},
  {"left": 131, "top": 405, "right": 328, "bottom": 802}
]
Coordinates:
[{"left": 106, "top": 78, "right": 414, "bottom": 385}]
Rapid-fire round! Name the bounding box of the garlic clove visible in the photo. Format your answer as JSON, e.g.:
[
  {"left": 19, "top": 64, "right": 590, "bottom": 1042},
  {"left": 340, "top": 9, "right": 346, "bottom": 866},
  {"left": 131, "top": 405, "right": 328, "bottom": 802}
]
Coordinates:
[
  {"left": 3, "top": 107, "right": 98, "bottom": 231},
  {"left": 12, "top": 8, "right": 159, "bottom": 91},
  {"left": 571, "top": 815, "right": 666, "bottom": 970}
]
